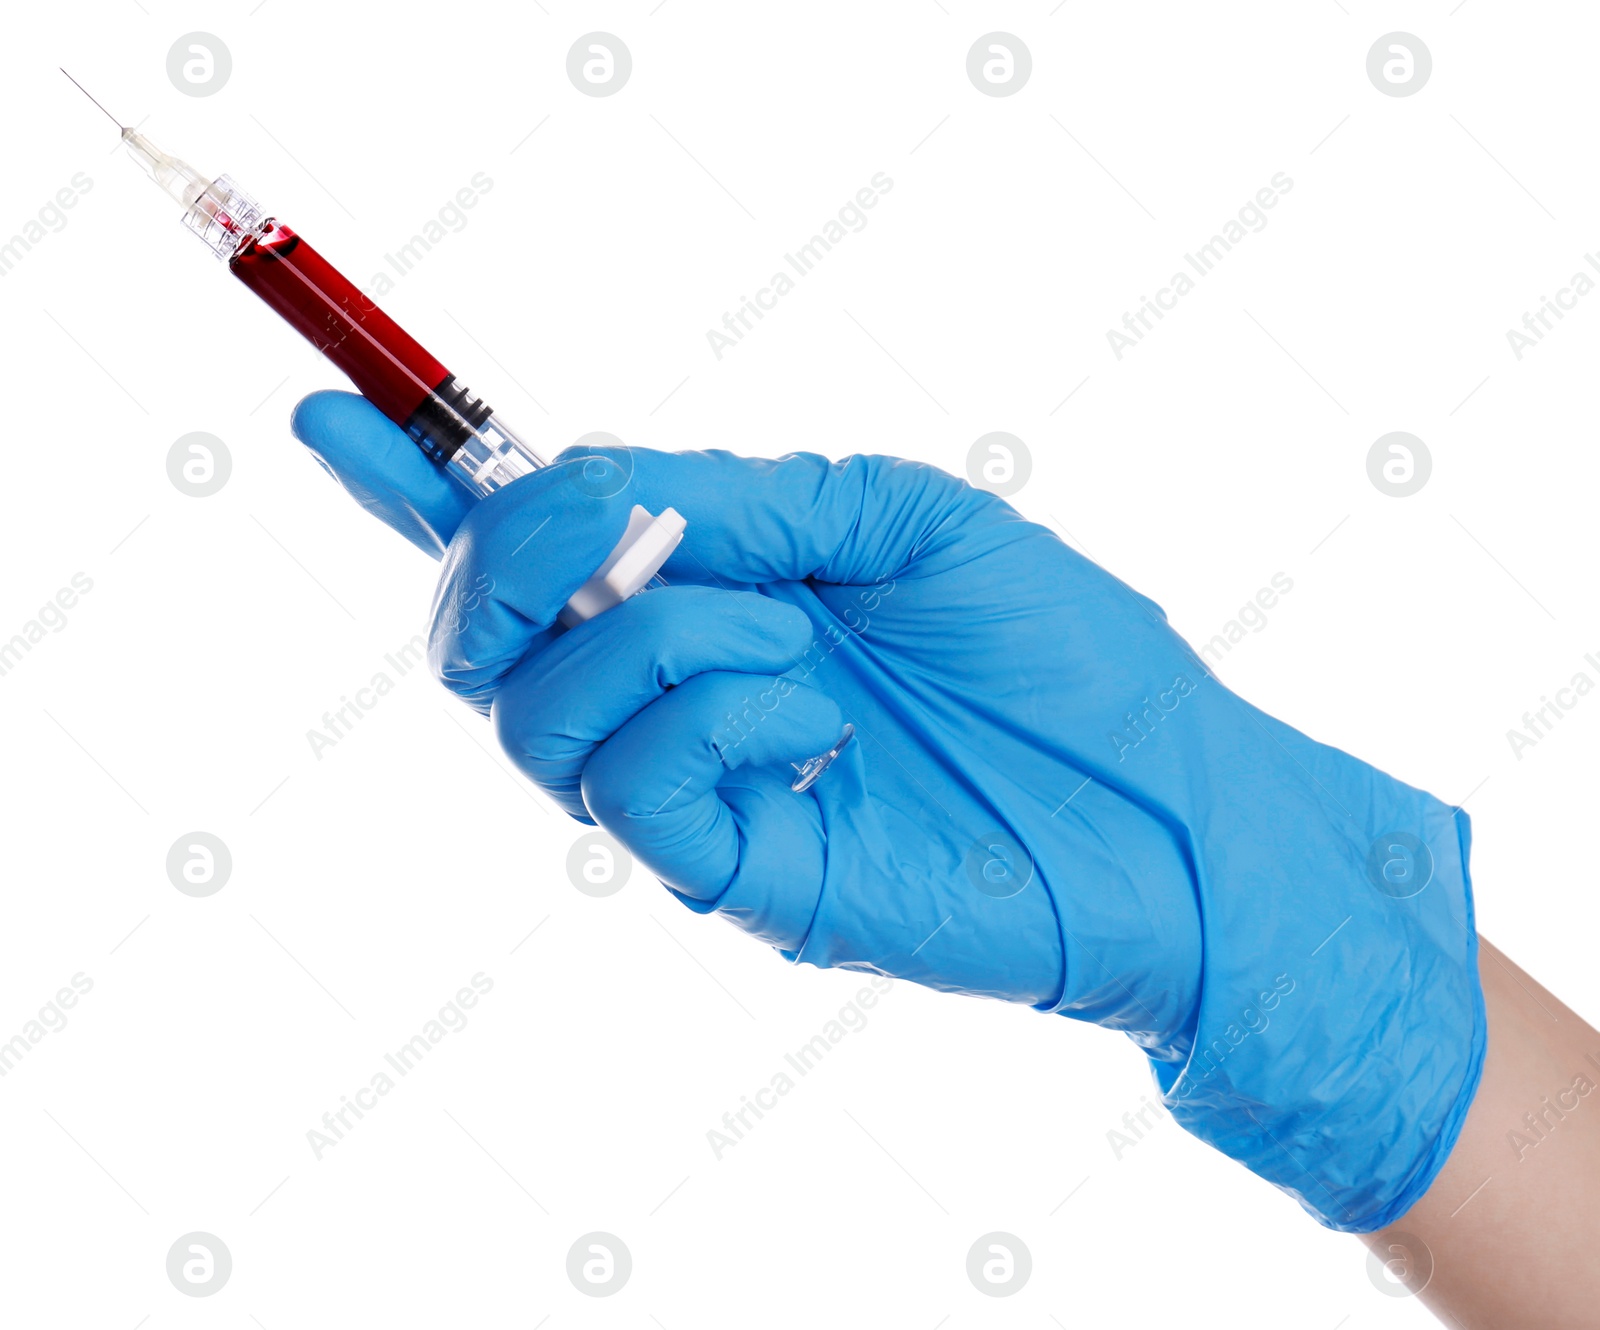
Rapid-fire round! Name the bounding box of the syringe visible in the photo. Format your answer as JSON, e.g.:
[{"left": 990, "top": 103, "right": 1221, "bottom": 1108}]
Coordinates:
[
  {"left": 65, "top": 71, "right": 685, "bottom": 629},
  {"left": 68, "top": 73, "right": 851, "bottom": 790}
]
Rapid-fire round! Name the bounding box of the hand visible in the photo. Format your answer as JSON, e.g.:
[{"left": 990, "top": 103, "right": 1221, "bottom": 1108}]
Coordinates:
[
  {"left": 291, "top": 389, "right": 1484, "bottom": 1234},
  {"left": 290, "top": 391, "right": 1200, "bottom": 1024}
]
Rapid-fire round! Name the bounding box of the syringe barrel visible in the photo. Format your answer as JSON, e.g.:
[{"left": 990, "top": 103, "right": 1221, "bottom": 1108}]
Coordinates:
[
  {"left": 158, "top": 159, "right": 834, "bottom": 784},
  {"left": 419, "top": 390, "right": 543, "bottom": 495},
  {"left": 222, "top": 216, "right": 545, "bottom": 495}
]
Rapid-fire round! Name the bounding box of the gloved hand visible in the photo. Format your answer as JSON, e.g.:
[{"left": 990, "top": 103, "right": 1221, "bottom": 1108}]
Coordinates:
[{"left": 291, "top": 389, "right": 1485, "bottom": 1234}]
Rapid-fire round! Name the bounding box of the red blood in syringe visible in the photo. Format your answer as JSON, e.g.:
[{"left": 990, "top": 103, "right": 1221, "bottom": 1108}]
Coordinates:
[{"left": 229, "top": 223, "right": 487, "bottom": 460}]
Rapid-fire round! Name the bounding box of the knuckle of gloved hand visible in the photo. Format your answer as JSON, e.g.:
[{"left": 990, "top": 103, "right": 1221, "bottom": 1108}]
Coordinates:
[
  {"left": 490, "top": 688, "right": 583, "bottom": 778},
  {"left": 578, "top": 761, "right": 627, "bottom": 829},
  {"left": 429, "top": 615, "right": 541, "bottom": 716},
  {"left": 432, "top": 666, "right": 497, "bottom": 716},
  {"left": 497, "top": 721, "right": 593, "bottom": 824},
  {"left": 424, "top": 591, "right": 525, "bottom": 715},
  {"left": 578, "top": 727, "right": 688, "bottom": 828}
]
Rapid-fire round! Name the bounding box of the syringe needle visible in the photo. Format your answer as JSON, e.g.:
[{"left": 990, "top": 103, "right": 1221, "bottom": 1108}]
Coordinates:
[{"left": 60, "top": 69, "right": 125, "bottom": 130}]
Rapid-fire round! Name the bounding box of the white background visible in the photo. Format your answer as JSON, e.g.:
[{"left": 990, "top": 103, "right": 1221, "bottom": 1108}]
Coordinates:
[{"left": 1, "top": 1, "right": 1595, "bottom": 1325}]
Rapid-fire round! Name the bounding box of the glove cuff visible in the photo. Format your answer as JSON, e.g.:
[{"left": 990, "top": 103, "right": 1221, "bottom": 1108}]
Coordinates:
[{"left": 1153, "top": 790, "right": 1486, "bottom": 1232}]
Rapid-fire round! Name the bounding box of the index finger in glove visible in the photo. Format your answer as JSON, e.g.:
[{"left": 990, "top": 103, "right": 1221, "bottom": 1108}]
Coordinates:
[{"left": 289, "top": 390, "right": 475, "bottom": 559}]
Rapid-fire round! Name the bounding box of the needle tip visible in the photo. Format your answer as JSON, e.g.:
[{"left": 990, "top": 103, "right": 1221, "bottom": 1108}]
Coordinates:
[{"left": 60, "top": 69, "right": 124, "bottom": 130}]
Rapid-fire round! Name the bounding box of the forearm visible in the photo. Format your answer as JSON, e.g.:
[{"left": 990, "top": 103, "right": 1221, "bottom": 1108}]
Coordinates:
[{"left": 1365, "top": 936, "right": 1600, "bottom": 1327}]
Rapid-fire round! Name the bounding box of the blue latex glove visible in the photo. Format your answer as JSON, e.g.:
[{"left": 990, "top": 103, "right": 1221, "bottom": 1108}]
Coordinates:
[{"left": 291, "top": 389, "right": 1485, "bottom": 1233}]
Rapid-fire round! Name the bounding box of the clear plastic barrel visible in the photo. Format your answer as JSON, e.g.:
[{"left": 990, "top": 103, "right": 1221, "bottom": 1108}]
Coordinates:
[{"left": 441, "top": 409, "right": 546, "bottom": 498}]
